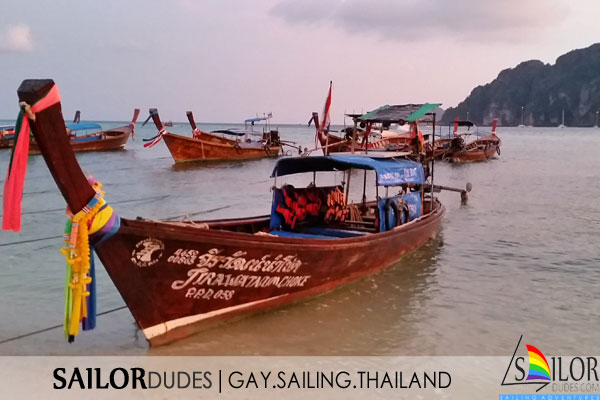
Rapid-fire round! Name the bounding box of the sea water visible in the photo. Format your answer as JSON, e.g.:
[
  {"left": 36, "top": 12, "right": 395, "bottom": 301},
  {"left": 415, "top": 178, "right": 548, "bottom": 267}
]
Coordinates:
[{"left": 0, "top": 122, "right": 598, "bottom": 356}]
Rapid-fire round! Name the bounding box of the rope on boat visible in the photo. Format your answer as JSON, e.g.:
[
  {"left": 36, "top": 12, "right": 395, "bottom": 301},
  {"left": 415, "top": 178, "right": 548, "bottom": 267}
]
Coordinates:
[
  {"left": 303, "top": 140, "right": 345, "bottom": 156},
  {"left": 0, "top": 194, "right": 170, "bottom": 218},
  {"left": 0, "top": 234, "right": 62, "bottom": 247},
  {"left": 0, "top": 305, "right": 128, "bottom": 346}
]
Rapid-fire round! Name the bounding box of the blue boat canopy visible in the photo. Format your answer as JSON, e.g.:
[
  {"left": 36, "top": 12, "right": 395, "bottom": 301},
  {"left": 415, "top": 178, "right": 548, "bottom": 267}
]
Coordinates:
[
  {"left": 244, "top": 113, "right": 272, "bottom": 124},
  {"left": 0, "top": 125, "right": 15, "bottom": 130},
  {"left": 244, "top": 117, "right": 267, "bottom": 123},
  {"left": 66, "top": 122, "right": 102, "bottom": 131},
  {"left": 271, "top": 154, "right": 425, "bottom": 186}
]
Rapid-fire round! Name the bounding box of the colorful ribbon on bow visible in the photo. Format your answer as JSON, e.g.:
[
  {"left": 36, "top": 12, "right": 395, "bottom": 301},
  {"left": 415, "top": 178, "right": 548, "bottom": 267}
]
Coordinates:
[
  {"left": 2, "top": 85, "right": 61, "bottom": 232},
  {"left": 62, "top": 180, "right": 117, "bottom": 342},
  {"left": 143, "top": 128, "right": 166, "bottom": 148}
]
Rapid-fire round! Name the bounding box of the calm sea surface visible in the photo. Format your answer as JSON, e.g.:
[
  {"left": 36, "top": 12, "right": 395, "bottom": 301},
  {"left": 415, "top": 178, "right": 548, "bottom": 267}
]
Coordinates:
[{"left": 0, "top": 121, "right": 598, "bottom": 356}]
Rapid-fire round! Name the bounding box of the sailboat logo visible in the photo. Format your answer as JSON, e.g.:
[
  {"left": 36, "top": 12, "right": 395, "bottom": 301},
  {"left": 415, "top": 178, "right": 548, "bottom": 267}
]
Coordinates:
[{"left": 526, "top": 344, "right": 551, "bottom": 381}]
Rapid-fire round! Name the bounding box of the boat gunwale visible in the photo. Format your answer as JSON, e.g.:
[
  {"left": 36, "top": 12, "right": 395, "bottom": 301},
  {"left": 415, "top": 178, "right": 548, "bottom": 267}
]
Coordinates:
[
  {"left": 163, "top": 131, "right": 281, "bottom": 151},
  {"left": 117, "top": 199, "right": 445, "bottom": 248}
]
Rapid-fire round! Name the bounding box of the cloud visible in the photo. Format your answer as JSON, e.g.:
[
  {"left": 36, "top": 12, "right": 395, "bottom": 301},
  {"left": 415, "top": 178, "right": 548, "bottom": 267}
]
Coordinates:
[
  {"left": 0, "top": 24, "right": 34, "bottom": 53},
  {"left": 270, "top": 0, "right": 569, "bottom": 42}
]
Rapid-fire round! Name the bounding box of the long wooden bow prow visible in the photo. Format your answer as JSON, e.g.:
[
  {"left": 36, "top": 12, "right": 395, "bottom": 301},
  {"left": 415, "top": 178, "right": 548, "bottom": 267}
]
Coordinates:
[{"left": 19, "top": 80, "right": 96, "bottom": 213}]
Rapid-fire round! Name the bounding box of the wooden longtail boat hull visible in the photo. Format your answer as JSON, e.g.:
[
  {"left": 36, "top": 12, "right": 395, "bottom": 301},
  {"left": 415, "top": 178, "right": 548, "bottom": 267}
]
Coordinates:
[
  {"left": 448, "top": 145, "right": 498, "bottom": 163},
  {"left": 318, "top": 132, "right": 413, "bottom": 154},
  {"left": 95, "top": 203, "right": 444, "bottom": 346},
  {"left": 0, "top": 139, "right": 14, "bottom": 149},
  {"left": 18, "top": 79, "right": 445, "bottom": 346},
  {"left": 1, "top": 132, "right": 130, "bottom": 153},
  {"left": 162, "top": 132, "right": 282, "bottom": 163},
  {"left": 426, "top": 138, "right": 453, "bottom": 160},
  {"left": 1, "top": 112, "right": 138, "bottom": 153},
  {"left": 0, "top": 128, "right": 15, "bottom": 149},
  {"left": 447, "top": 134, "right": 501, "bottom": 163},
  {"left": 30, "top": 126, "right": 132, "bottom": 154}
]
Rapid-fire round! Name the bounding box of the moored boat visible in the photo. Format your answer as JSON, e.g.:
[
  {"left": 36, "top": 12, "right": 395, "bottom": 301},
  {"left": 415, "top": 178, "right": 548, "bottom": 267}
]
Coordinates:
[
  {"left": 144, "top": 109, "right": 283, "bottom": 163},
  {"left": 3, "top": 79, "right": 466, "bottom": 347},
  {"left": 0, "top": 125, "right": 15, "bottom": 149},
  {"left": 1, "top": 109, "right": 139, "bottom": 153},
  {"left": 309, "top": 82, "right": 424, "bottom": 155},
  {"left": 428, "top": 118, "right": 475, "bottom": 160},
  {"left": 445, "top": 119, "right": 501, "bottom": 163}
]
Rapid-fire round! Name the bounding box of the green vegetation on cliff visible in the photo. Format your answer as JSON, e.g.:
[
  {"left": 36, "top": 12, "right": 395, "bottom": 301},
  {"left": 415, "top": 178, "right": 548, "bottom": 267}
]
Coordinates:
[{"left": 442, "top": 43, "right": 600, "bottom": 127}]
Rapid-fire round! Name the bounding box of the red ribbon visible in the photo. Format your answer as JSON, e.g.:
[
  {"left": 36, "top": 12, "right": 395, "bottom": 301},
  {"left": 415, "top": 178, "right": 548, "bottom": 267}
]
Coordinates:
[{"left": 2, "top": 85, "right": 61, "bottom": 232}]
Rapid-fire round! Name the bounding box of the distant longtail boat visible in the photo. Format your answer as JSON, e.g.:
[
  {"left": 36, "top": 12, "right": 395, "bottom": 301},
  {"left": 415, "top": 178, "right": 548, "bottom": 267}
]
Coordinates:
[{"left": 143, "top": 109, "right": 283, "bottom": 163}]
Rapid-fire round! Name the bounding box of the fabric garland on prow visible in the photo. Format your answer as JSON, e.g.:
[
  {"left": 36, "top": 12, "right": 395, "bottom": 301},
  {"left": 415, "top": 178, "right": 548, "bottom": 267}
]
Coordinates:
[
  {"left": 2, "top": 85, "right": 61, "bottom": 232},
  {"left": 61, "top": 179, "right": 118, "bottom": 342},
  {"left": 143, "top": 128, "right": 166, "bottom": 148}
]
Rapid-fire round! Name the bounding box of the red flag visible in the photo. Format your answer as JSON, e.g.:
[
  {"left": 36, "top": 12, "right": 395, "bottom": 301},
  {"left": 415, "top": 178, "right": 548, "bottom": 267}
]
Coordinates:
[
  {"left": 320, "top": 81, "right": 332, "bottom": 133},
  {"left": 492, "top": 118, "right": 498, "bottom": 135},
  {"left": 409, "top": 122, "right": 425, "bottom": 151},
  {"left": 417, "top": 126, "right": 425, "bottom": 150},
  {"left": 453, "top": 117, "right": 459, "bottom": 136}
]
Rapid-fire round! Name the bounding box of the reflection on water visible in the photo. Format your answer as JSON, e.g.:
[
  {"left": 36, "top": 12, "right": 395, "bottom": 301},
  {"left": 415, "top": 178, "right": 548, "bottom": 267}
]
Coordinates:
[{"left": 0, "top": 123, "right": 599, "bottom": 356}]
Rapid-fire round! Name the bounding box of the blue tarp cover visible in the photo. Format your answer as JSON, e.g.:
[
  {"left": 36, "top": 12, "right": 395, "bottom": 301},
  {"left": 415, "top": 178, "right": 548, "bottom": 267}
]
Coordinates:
[
  {"left": 72, "top": 135, "right": 102, "bottom": 142},
  {"left": 0, "top": 125, "right": 15, "bottom": 130},
  {"left": 271, "top": 155, "right": 425, "bottom": 186},
  {"left": 66, "top": 122, "right": 102, "bottom": 131},
  {"left": 269, "top": 230, "right": 336, "bottom": 240},
  {"left": 378, "top": 192, "right": 422, "bottom": 232}
]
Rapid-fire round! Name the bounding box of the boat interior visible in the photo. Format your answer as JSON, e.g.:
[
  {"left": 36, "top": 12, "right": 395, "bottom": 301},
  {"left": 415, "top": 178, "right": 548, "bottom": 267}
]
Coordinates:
[{"left": 142, "top": 169, "right": 433, "bottom": 240}]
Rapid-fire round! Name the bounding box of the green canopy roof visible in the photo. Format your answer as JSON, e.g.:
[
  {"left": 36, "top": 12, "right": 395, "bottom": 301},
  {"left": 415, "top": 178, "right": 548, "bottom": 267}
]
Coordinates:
[
  {"left": 357, "top": 103, "right": 441, "bottom": 123},
  {"left": 406, "top": 103, "right": 442, "bottom": 122}
]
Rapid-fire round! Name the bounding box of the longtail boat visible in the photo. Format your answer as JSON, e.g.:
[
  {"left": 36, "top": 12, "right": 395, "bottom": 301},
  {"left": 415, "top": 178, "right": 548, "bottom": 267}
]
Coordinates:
[
  {"left": 2, "top": 80, "right": 471, "bottom": 347},
  {"left": 1, "top": 110, "right": 78, "bottom": 149},
  {"left": 143, "top": 109, "right": 283, "bottom": 163},
  {"left": 0, "top": 125, "right": 15, "bottom": 149},
  {"left": 428, "top": 118, "right": 475, "bottom": 160},
  {"left": 0, "top": 109, "right": 139, "bottom": 153},
  {"left": 308, "top": 82, "right": 435, "bottom": 156},
  {"left": 311, "top": 113, "right": 417, "bottom": 154},
  {"left": 445, "top": 119, "right": 501, "bottom": 163}
]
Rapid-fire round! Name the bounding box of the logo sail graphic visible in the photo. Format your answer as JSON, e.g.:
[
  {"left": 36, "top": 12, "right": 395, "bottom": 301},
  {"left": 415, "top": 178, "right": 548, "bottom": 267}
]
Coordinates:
[{"left": 526, "top": 344, "right": 551, "bottom": 381}]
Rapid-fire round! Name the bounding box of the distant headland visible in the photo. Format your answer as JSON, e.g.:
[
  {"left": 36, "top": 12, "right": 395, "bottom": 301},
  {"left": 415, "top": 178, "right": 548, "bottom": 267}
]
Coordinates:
[{"left": 441, "top": 43, "right": 600, "bottom": 127}]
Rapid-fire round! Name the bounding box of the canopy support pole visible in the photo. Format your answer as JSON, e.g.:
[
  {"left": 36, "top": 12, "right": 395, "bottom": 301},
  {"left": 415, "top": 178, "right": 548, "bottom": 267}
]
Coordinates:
[
  {"left": 351, "top": 119, "right": 358, "bottom": 154},
  {"left": 345, "top": 169, "right": 352, "bottom": 204},
  {"left": 361, "top": 169, "right": 367, "bottom": 210},
  {"left": 364, "top": 122, "right": 370, "bottom": 154},
  {"left": 430, "top": 112, "right": 436, "bottom": 210}
]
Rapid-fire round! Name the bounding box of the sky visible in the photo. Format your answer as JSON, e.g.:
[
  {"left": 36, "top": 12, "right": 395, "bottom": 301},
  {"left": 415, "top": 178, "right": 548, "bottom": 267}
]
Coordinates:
[{"left": 0, "top": 0, "right": 599, "bottom": 124}]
